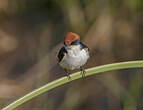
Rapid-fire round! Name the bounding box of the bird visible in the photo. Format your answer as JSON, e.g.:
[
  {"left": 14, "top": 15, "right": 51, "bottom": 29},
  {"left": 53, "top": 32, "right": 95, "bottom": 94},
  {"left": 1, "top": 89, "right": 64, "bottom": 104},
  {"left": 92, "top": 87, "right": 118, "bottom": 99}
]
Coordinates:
[{"left": 57, "top": 32, "right": 89, "bottom": 78}]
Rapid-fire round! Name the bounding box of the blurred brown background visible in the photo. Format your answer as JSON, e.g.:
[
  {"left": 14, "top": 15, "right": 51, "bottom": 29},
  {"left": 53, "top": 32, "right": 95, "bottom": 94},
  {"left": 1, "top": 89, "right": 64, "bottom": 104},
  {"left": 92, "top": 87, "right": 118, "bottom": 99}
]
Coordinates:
[{"left": 0, "top": 0, "right": 143, "bottom": 110}]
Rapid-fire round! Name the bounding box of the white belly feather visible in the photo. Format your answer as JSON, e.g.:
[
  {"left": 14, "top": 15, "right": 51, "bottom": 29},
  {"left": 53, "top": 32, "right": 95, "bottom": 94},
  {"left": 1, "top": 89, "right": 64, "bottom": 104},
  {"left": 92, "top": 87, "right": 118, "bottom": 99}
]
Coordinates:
[{"left": 59, "top": 45, "right": 89, "bottom": 70}]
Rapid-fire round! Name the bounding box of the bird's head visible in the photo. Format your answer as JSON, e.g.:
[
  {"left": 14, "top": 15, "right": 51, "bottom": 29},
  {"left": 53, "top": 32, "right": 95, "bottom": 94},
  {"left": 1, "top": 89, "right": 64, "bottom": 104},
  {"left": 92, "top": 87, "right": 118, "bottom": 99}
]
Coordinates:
[{"left": 64, "top": 32, "right": 80, "bottom": 46}]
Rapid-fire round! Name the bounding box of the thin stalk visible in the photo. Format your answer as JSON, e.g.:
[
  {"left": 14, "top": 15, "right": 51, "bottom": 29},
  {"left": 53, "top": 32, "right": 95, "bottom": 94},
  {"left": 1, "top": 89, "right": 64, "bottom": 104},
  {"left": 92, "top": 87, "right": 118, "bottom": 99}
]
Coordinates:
[{"left": 2, "top": 60, "right": 143, "bottom": 110}]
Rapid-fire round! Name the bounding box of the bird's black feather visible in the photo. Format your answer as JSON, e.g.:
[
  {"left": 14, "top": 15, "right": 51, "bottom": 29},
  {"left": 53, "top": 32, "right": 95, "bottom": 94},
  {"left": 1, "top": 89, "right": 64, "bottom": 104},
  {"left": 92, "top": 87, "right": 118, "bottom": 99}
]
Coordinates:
[
  {"left": 58, "top": 47, "right": 67, "bottom": 62},
  {"left": 71, "top": 39, "right": 80, "bottom": 45},
  {"left": 79, "top": 42, "right": 89, "bottom": 51},
  {"left": 71, "top": 39, "right": 89, "bottom": 50}
]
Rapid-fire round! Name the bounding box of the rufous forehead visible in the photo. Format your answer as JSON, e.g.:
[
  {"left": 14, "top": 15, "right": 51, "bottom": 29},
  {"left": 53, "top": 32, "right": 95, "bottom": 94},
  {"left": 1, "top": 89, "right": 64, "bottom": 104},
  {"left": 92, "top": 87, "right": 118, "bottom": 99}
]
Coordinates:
[{"left": 64, "top": 32, "right": 80, "bottom": 45}]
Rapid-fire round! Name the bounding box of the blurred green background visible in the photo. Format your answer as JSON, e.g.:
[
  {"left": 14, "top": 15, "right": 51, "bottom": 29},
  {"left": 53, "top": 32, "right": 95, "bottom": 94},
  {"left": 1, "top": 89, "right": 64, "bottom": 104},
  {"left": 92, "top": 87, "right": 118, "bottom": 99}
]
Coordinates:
[{"left": 0, "top": 0, "right": 143, "bottom": 110}]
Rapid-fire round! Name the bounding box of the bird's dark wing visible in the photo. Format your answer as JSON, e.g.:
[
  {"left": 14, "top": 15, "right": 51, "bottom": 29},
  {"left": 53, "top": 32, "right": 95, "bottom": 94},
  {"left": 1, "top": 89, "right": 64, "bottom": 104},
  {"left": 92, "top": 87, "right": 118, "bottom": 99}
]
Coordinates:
[
  {"left": 58, "top": 47, "right": 67, "bottom": 62},
  {"left": 80, "top": 42, "right": 89, "bottom": 51}
]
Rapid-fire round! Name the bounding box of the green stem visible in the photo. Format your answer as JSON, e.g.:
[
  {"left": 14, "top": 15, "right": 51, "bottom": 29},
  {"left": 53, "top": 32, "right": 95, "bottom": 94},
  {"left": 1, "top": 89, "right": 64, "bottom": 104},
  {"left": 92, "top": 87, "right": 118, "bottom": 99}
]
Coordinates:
[{"left": 2, "top": 60, "right": 143, "bottom": 110}]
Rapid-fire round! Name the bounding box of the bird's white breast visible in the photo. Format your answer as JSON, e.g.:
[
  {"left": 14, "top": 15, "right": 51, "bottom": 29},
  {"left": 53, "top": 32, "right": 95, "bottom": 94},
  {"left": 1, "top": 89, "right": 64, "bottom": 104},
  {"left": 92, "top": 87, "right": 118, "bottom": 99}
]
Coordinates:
[{"left": 59, "top": 45, "right": 89, "bottom": 70}]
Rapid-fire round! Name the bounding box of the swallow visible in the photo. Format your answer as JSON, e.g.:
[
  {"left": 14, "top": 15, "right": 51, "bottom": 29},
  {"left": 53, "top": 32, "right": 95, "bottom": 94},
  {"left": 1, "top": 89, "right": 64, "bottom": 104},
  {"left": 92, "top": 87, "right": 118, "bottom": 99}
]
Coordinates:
[{"left": 58, "top": 32, "right": 89, "bottom": 78}]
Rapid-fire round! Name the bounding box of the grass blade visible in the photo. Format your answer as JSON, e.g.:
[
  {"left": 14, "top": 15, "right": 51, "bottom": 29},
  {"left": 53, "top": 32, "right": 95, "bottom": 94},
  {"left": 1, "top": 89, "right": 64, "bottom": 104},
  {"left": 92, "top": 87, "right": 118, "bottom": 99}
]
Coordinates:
[{"left": 2, "top": 60, "right": 143, "bottom": 110}]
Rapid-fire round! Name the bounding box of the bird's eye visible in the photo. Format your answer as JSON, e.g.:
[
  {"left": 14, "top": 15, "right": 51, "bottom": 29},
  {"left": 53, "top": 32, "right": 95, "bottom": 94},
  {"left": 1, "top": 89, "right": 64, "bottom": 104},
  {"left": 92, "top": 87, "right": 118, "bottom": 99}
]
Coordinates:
[{"left": 64, "top": 42, "right": 67, "bottom": 46}]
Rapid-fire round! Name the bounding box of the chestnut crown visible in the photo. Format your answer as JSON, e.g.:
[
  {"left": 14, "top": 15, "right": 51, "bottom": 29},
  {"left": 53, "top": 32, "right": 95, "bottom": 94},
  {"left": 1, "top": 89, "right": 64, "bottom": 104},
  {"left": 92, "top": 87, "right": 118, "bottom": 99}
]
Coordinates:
[{"left": 64, "top": 32, "right": 80, "bottom": 45}]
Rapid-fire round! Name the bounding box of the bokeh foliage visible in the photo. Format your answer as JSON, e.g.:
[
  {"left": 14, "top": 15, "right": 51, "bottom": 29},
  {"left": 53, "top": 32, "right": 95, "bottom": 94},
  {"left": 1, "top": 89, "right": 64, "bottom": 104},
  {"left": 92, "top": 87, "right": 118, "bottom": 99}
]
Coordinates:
[{"left": 0, "top": 0, "right": 143, "bottom": 110}]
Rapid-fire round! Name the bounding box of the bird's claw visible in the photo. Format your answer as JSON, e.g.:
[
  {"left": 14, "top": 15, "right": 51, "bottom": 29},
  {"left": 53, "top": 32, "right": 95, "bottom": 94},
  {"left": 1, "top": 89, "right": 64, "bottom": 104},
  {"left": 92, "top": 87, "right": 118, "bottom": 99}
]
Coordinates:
[
  {"left": 67, "top": 75, "right": 71, "bottom": 80},
  {"left": 80, "top": 67, "right": 86, "bottom": 78},
  {"left": 64, "top": 69, "right": 71, "bottom": 80}
]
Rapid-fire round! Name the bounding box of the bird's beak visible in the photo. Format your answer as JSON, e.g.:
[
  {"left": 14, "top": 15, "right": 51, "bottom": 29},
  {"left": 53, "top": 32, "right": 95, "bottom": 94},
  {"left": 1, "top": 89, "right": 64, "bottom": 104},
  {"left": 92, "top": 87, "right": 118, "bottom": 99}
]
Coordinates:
[{"left": 64, "top": 39, "right": 72, "bottom": 45}]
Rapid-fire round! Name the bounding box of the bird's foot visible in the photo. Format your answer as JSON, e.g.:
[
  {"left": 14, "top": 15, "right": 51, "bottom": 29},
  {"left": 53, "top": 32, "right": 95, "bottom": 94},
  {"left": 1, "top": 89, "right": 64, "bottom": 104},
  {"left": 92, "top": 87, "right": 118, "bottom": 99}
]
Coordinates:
[
  {"left": 80, "top": 67, "right": 86, "bottom": 78},
  {"left": 67, "top": 75, "right": 71, "bottom": 80},
  {"left": 64, "top": 69, "right": 71, "bottom": 80}
]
